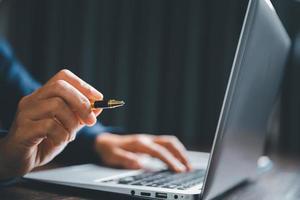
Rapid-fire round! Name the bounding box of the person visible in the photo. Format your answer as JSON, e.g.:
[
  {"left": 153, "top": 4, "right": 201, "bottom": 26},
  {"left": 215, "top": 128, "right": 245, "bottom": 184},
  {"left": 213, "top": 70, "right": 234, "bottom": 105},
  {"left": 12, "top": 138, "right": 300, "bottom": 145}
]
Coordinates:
[{"left": 0, "top": 39, "right": 191, "bottom": 183}]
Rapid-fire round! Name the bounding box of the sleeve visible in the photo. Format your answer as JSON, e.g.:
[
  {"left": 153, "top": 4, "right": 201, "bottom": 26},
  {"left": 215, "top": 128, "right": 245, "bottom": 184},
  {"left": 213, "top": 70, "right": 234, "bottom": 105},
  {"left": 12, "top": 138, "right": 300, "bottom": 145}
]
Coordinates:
[
  {"left": 0, "top": 39, "right": 113, "bottom": 164},
  {"left": 0, "top": 178, "right": 19, "bottom": 187},
  {"left": 55, "top": 124, "right": 122, "bottom": 164},
  {"left": 0, "top": 39, "right": 41, "bottom": 129}
]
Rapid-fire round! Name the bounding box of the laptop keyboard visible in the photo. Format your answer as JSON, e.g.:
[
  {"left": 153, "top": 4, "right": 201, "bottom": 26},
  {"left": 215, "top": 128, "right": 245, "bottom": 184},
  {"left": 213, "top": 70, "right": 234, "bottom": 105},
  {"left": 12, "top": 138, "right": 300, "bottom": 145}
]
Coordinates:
[{"left": 103, "top": 169, "right": 205, "bottom": 190}]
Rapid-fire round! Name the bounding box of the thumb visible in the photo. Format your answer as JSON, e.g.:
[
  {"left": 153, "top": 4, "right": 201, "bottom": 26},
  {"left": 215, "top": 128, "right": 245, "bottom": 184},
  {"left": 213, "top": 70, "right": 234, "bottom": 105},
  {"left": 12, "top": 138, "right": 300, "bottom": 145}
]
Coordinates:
[{"left": 93, "top": 109, "right": 103, "bottom": 117}]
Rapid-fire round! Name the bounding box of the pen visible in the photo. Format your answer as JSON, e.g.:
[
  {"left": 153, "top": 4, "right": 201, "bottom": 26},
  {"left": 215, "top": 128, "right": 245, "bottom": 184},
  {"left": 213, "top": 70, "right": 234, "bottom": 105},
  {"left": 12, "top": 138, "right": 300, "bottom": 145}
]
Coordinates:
[{"left": 91, "top": 99, "right": 125, "bottom": 109}]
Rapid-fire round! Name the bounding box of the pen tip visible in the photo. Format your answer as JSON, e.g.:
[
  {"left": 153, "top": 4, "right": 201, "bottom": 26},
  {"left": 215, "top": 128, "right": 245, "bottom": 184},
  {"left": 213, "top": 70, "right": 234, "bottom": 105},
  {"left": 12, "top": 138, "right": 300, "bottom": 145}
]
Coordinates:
[{"left": 108, "top": 99, "right": 125, "bottom": 107}]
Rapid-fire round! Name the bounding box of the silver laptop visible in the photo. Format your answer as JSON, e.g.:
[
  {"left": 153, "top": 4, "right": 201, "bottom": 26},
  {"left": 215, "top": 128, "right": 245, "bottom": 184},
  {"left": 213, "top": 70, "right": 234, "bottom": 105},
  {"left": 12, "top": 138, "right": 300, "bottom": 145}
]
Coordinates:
[{"left": 25, "top": 0, "right": 291, "bottom": 199}]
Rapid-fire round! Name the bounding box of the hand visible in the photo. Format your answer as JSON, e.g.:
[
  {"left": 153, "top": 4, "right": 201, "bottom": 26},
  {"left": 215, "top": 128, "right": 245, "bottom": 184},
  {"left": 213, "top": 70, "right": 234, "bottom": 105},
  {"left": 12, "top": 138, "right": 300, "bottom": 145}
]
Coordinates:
[
  {"left": 95, "top": 133, "right": 192, "bottom": 172},
  {"left": 0, "top": 69, "right": 103, "bottom": 179}
]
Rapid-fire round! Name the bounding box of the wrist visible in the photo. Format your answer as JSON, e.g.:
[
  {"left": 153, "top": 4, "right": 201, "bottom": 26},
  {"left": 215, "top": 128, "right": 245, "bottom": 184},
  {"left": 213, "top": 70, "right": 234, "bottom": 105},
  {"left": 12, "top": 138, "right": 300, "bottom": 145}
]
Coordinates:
[
  {"left": 94, "top": 132, "right": 111, "bottom": 151},
  {"left": 0, "top": 137, "right": 14, "bottom": 180}
]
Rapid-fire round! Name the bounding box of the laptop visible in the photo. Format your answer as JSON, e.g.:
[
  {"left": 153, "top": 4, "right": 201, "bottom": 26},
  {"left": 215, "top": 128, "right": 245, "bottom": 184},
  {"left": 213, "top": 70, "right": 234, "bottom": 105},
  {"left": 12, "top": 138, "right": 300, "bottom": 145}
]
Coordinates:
[{"left": 24, "top": 0, "right": 291, "bottom": 199}]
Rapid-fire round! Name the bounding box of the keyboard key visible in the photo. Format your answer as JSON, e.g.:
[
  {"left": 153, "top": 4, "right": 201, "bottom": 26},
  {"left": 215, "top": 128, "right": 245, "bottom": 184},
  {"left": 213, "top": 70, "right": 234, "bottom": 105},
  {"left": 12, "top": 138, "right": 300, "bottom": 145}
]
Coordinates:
[{"left": 118, "top": 177, "right": 135, "bottom": 184}]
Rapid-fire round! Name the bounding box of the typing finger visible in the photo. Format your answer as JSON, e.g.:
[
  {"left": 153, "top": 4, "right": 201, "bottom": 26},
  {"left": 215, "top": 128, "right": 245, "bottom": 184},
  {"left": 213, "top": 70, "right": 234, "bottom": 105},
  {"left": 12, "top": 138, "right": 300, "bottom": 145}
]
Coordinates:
[
  {"left": 154, "top": 136, "right": 192, "bottom": 171},
  {"left": 129, "top": 138, "right": 186, "bottom": 172}
]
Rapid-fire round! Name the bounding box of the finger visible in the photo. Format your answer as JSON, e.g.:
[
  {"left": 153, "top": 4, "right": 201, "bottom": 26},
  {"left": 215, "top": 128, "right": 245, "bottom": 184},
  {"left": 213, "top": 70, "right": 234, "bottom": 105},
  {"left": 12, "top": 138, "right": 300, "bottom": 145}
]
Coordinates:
[
  {"left": 35, "top": 80, "right": 96, "bottom": 126},
  {"left": 154, "top": 136, "right": 192, "bottom": 171},
  {"left": 131, "top": 140, "right": 186, "bottom": 172},
  {"left": 27, "top": 118, "right": 70, "bottom": 147},
  {"left": 93, "top": 109, "right": 102, "bottom": 117},
  {"left": 46, "top": 69, "right": 103, "bottom": 101},
  {"left": 105, "top": 149, "right": 142, "bottom": 169},
  {"left": 25, "top": 97, "right": 80, "bottom": 139}
]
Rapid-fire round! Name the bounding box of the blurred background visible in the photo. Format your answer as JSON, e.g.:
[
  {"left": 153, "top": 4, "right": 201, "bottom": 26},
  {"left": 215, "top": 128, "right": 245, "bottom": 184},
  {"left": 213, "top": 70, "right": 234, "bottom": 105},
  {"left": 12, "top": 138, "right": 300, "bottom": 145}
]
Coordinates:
[{"left": 0, "top": 0, "right": 299, "bottom": 153}]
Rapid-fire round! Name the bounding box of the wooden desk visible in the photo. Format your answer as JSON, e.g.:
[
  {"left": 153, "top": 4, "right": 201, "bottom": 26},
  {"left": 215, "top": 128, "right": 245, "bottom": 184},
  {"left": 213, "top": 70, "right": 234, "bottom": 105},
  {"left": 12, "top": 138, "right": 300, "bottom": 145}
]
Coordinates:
[{"left": 1, "top": 155, "right": 299, "bottom": 200}]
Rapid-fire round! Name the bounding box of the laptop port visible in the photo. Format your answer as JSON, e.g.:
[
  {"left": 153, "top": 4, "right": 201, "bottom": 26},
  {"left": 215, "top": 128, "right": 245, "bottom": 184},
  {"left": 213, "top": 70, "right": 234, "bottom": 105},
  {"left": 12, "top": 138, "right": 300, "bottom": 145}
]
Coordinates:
[
  {"left": 155, "top": 192, "right": 167, "bottom": 199},
  {"left": 140, "top": 192, "right": 151, "bottom": 197}
]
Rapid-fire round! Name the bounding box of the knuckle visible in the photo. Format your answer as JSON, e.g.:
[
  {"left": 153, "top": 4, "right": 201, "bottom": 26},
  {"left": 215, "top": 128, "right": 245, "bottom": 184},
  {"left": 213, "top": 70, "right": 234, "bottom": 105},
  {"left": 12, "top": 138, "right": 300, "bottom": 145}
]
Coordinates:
[
  {"left": 82, "top": 97, "right": 90, "bottom": 108},
  {"left": 51, "top": 97, "right": 65, "bottom": 110},
  {"left": 18, "top": 96, "right": 29, "bottom": 110},
  {"left": 166, "top": 135, "right": 178, "bottom": 143},
  {"left": 80, "top": 99, "right": 91, "bottom": 116},
  {"left": 58, "top": 69, "right": 71, "bottom": 77},
  {"left": 54, "top": 79, "right": 67, "bottom": 89},
  {"left": 134, "top": 135, "right": 147, "bottom": 145},
  {"left": 98, "top": 92, "right": 104, "bottom": 100},
  {"left": 85, "top": 86, "right": 94, "bottom": 96}
]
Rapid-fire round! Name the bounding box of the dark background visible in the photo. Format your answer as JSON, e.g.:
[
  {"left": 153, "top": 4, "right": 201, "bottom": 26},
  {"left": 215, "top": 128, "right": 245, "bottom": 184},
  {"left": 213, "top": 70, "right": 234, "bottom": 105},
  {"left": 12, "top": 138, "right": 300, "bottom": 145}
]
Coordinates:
[{"left": 0, "top": 0, "right": 299, "bottom": 153}]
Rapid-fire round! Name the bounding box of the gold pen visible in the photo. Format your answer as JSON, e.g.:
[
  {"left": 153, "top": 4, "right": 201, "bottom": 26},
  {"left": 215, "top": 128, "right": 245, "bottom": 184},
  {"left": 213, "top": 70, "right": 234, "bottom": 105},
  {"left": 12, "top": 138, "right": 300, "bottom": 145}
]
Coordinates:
[{"left": 91, "top": 99, "right": 125, "bottom": 109}]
